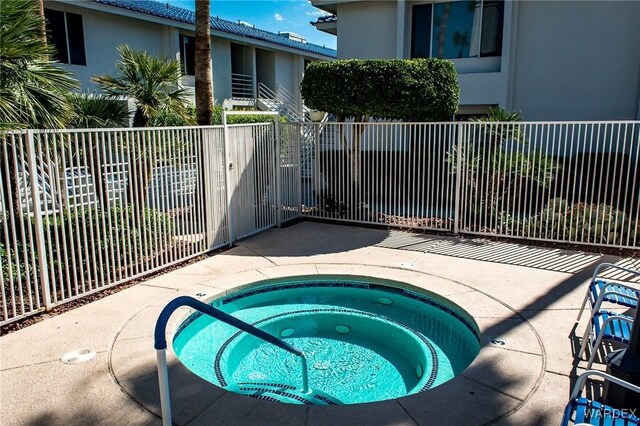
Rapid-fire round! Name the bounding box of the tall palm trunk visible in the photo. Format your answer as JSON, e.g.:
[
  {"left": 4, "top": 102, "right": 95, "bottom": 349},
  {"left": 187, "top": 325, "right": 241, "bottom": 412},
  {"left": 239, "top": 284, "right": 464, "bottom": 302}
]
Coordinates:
[
  {"left": 195, "top": 0, "right": 213, "bottom": 125},
  {"left": 36, "top": 0, "right": 46, "bottom": 43},
  {"left": 194, "top": 0, "right": 213, "bottom": 247}
]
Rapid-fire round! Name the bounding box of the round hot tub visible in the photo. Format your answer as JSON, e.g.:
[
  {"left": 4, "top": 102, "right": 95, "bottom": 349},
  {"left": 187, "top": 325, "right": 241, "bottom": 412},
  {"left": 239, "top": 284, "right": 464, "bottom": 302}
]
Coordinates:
[{"left": 173, "top": 277, "right": 480, "bottom": 405}]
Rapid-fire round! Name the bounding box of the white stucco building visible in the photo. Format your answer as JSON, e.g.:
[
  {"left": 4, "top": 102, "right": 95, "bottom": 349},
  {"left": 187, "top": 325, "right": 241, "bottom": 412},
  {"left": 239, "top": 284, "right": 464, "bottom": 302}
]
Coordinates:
[
  {"left": 44, "top": 0, "right": 336, "bottom": 107},
  {"left": 311, "top": 0, "right": 640, "bottom": 120}
]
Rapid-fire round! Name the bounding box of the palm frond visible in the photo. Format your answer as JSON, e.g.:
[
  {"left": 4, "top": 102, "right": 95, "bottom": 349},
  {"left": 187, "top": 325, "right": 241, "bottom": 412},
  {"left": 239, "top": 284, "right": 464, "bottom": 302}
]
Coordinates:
[
  {"left": 0, "top": 0, "right": 79, "bottom": 129},
  {"left": 66, "top": 92, "right": 131, "bottom": 128},
  {"left": 92, "top": 44, "right": 191, "bottom": 127}
]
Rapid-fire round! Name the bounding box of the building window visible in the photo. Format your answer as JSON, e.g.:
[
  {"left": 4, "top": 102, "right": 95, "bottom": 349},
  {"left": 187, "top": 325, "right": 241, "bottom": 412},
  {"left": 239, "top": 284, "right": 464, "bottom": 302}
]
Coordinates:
[
  {"left": 411, "top": 1, "right": 504, "bottom": 60},
  {"left": 44, "top": 9, "right": 86, "bottom": 65},
  {"left": 180, "top": 34, "right": 195, "bottom": 76}
]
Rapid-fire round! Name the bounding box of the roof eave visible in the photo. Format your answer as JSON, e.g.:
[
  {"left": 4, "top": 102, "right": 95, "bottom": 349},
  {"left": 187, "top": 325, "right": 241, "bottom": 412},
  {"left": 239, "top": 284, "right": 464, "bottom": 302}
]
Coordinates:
[{"left": 51, "top": 0, "right": 335, "bottom": 59}]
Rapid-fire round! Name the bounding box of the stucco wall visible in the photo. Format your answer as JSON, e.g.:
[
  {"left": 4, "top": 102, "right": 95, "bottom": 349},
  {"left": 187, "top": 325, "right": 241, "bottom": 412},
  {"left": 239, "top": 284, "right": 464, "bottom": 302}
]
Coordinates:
[
  {"left": 45, "top": 2, "right": 168, "bottom": 91},
  {"left": 509, "top": 1, "right": 640, "bottom": 120},
  {"left": 212, "top": 38, "right": 232, "bottom": 103},
  {"left": 337, "top": 1, "right": 397, "bottom": 59},
  {"left": 256, "top": 48, "right": 276, "bottom": 90},
  {"left": 275, "top": 52, "right": 297, "bottom": 95}
]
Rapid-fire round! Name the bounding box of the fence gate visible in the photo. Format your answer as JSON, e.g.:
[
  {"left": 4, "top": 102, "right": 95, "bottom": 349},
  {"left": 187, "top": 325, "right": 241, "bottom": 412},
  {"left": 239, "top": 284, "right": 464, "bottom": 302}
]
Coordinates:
[{"left": 225, "top": 122, "right": 278, "bottom": 241}]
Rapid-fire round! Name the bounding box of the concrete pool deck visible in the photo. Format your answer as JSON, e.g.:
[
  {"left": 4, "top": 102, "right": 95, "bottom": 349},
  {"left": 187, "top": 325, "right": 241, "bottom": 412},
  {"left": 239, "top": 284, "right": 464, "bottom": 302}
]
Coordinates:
[{"left": 1, "top": 222, "right": 637, "bottom": 425}]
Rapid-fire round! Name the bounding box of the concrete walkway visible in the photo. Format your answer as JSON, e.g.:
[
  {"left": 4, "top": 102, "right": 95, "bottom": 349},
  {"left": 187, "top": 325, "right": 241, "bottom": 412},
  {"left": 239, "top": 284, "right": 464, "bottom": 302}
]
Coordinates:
[{"left": 0, "top": 222, "right": 630, "bottom": 425}]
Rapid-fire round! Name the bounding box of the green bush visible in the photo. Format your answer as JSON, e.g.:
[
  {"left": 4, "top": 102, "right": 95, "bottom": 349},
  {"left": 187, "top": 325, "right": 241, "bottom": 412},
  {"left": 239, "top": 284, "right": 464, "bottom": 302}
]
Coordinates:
[
  {"left": 0, "top": 240, "right": 30, "bottom": 285},
  {"left": 148, "top": 105, "right": 279, "bottom": 126},
  {"left": 519, "top": 199, "right": 639, "bottom": 245},
  {"left": 42, "top": 203, "right": 174, "bottom": 274},
  {"left": 300, "top": 58, "right": 459, "bottom": 121},
  {"left": 1, "top": 203, "right": 175, "bottom": 301},
  {"left": 149, "top": 105, "right": 196, "bottom": 127},
  {"left": 211, "top": 106, "right": 280, "bottom": 125},
  {"left": 450, "top": 107, "right": 559, "bottom": 232}
]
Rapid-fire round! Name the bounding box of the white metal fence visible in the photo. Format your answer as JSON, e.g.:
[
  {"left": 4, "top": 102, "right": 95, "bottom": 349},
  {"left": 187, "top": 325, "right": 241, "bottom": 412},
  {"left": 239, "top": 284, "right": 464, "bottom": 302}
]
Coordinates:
[
  {"left": 0, "top": 121, "right": 301, "bottom": 325},
  {"left": 296, "top": 121, "right": 639, "bottom": 248},
  {"left": 2, "top": 119, "right": 637, "bottom": 325}
]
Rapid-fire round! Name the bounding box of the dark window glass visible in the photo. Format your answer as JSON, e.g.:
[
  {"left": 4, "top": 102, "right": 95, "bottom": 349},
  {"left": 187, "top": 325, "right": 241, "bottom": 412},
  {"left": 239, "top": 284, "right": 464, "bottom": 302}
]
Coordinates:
[
  {"left": 480, "top": 0, "right": 504, "bottom": 57},
  {"left": 180, "top": 34, "right": 195, "bottom": 75},
  {"left": 66, "top": 12, "right": 86, "bottom": 65},
  {"left": 411, "top": 4, "right": 432, "bottom": 59},
  {"left": 44, "top": 8, "right": 69, "bottom": 64},
  {"left": 432, "top": 1, "right": 477, "bottom": 59},
  {"left": 429, "top": 1, "right": 504, "bottom": 59}
]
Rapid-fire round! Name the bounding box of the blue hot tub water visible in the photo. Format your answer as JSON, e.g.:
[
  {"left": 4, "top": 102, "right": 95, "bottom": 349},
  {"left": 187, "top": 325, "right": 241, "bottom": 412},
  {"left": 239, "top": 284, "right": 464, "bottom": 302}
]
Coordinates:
[{"left": 173, "top": 279, "right": 480, "bottom": 405}]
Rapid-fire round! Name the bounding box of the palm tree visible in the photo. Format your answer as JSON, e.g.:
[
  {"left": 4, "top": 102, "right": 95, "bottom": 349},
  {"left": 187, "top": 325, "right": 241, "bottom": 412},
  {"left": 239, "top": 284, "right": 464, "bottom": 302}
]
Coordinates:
[
  {"left": 0, "top": 0, "right": 79, "bottom": 130},
  {"left": 36, "top": 0, "right": 46, "bottom": 43},
  {"left": 195, "top": 0, "right": 213, "bottom": 125},
  {"left": 64, "top": 93, "right": 131, "bottom": 207},
  {"left": 66, "top": 92, "right": 130, "bottom": 129},
  {"left": 0, "top": 0, "right": 78, "bottom": 224},
  {"left": 92, "top": 45, "right": 190, "bottom": 127}
]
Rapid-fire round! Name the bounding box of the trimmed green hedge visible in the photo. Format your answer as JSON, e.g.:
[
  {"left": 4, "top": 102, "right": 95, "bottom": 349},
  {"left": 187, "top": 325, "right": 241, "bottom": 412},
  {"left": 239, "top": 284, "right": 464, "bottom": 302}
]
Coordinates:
[
  {"left": 211, "top": 106, "right": 280, "bottom": 125},
  {"left": 149, "top": 106, "right": 279, "bottom": 126},
  {"left": 300, "top": 59, "right": 459, "bottom": 121}
]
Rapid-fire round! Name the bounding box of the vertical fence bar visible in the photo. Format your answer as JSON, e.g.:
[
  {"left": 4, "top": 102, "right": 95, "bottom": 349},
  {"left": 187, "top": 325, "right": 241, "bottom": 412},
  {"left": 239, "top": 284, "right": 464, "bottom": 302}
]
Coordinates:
[
  {"left": 25, "top": 130, "right": 51, "bottom": 311},
  {"left": 222, "top": 113, "right": 235, "bottom": 246},
  {"left": 275, "top": 116, "right": 282, "bottom": 227},
  {"left": 454, "top": 123, "right": 463, "bottom": 234}
]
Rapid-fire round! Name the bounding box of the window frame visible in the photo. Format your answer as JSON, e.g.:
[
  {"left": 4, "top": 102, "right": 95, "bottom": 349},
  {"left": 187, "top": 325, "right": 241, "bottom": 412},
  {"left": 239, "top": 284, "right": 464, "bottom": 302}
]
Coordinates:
[
  {"left": 410, "top": 0, "right": 504, "bottom": 60},
  {"left": 44, "top": 8, "right": 86, "bottom": 66},
  {"left": 179, "top": 33, "right": 196, "bottom": 76}
]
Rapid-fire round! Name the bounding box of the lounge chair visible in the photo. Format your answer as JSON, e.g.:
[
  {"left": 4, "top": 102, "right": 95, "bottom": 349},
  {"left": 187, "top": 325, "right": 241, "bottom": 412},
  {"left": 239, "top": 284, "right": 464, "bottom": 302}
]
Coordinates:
[
  {"left": 575, "top": 264, "right": 639, "bottom": 368},
  {"left": 576, "top": 263, "right": 640, "bottom": 323},
  {"left": 578, "top": 310, "right": 634, "bottom": 369},
  {"left": 561, "top": 370, "right": 640, "bottom": 426}
]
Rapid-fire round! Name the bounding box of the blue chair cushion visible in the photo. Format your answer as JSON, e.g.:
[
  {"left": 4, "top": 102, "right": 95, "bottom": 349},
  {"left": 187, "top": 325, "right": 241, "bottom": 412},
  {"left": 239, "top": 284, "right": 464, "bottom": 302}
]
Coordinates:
[
  {"left": 590, "top": 280, "right": 639, "bottom": 309},
  {"left": 564, "top": 397, "right": 640, "bottom": 425},
  {"left": 593, "top": 311, "right": 633, "bottom": 344}
]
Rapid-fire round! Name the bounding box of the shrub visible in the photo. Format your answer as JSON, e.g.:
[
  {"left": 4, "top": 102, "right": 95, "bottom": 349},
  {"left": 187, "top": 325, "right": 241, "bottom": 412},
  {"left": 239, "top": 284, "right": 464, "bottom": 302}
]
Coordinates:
[
  {"left": 66, "top": 92, "right": 131, "bottom": 129},
  {"left": 211, "top": 106, "right": 279, "bottom": 125},
  {"left": 300, "top": 58, "right": 459, "bottom": 121},
  {"left": 519, "top": 199, "right": 639, "bottom": 245},
  {"left": 1, "top": 203, "right": 175, "bottom": 302},
  {"left": 451, "top": 107, "right": 559, "bottom": 232},
  {"left": 149, "top": 105, "right": 196, "bottom": 127}
]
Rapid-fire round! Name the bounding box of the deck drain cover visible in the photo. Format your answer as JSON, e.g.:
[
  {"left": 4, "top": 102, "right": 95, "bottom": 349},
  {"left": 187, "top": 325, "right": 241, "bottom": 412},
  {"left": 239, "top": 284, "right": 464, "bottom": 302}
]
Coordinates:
[
  {"left": 61, "top": 349, "right": 96, "bottom": 364},
  {"left": 490, "top": 338, "right": 507, "bottom": 346}
]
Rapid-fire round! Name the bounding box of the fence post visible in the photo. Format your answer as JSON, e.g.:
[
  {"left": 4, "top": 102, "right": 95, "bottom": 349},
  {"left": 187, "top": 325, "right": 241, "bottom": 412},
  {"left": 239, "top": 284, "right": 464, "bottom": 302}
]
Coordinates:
[
  {"left": 200, "top": 128, "right": 213, "bottom": 250},
  {"left": 222, "top": 112, "right": 235, "bottom": 246},
  {"left": 454, "top": 123, "right": 463, "bottom": 235},
  {"left": 275, "top": 114, "right": 282, "bottom": 227},
  {"left": 25, "top": 130, "right": 52, "bottom": 311},
  {"left": 297, "top": 123, "right": 303, "bottom": 219}
]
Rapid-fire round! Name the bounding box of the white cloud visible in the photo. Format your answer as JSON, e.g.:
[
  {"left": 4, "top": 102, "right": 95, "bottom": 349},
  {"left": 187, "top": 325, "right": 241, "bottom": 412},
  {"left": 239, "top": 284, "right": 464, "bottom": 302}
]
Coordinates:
[{"left": 274, "top": 13, "right": 284, "bottom": 21}]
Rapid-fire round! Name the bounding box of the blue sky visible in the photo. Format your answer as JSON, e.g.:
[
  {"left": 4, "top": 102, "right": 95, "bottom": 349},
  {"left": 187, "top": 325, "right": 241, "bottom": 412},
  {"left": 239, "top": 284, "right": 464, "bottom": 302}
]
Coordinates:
[{"left": 168, "top": 0, "right": 336, "bottom": 49}]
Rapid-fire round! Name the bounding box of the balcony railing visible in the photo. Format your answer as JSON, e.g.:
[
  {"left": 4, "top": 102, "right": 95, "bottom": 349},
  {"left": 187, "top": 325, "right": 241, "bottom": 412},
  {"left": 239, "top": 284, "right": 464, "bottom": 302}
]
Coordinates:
[{"left": 231, "top": 72, "right": 254, "bottom": 98}]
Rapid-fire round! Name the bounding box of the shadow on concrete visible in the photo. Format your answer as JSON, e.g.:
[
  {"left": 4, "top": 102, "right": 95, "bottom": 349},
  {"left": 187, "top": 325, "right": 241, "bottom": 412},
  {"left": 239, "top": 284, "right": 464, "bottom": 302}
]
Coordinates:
[
  {"left": 19, "top": 369, "right": 161, "bottom": 426},
  {"left": 235, "top": 222, "right": 391, "bottom": 258},
  {"left": 375, "top": 230, "right": 605, "bottom": 274},
  {"left": 121, "top": 359, "right": 309, "bottom": 426}
]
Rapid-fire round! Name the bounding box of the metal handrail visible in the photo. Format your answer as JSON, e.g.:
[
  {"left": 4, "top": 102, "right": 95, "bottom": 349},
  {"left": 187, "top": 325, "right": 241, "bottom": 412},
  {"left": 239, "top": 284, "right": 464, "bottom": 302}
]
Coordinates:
[
  {"left": 276, "top": 83, "right": 310, "bottom": 115},
  {"left": 154, "top": 295, "right": 310, "bottom": 426},
  {"left": 257, "top": 82, "right": 307, "bottom": 122}
]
